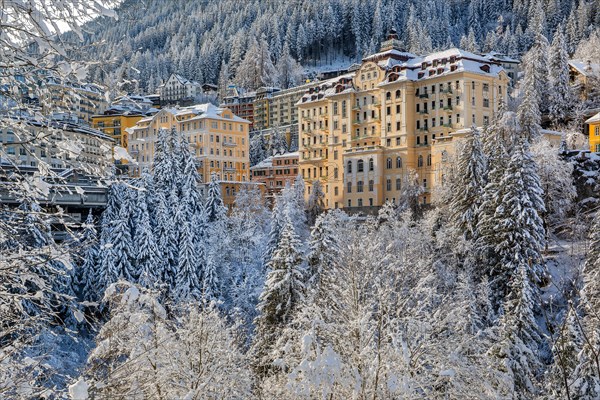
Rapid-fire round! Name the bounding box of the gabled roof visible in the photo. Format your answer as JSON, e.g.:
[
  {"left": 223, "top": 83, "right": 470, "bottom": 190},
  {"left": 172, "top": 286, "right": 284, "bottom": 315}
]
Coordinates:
[
  {"left": 585, "top": 111, "right": 600, "bottom": 124},
  {"left": 569, "top": 60, "right": 600, "bottom": 77}
]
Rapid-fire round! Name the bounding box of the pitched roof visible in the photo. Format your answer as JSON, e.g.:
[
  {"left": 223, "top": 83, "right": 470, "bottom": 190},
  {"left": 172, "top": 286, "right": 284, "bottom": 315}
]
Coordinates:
[{"left": 585, "top": 111, "right": 600, "bottom": 124}]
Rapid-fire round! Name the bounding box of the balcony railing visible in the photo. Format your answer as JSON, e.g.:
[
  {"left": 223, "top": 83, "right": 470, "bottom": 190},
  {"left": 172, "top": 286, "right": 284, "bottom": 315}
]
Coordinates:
[
  {"left": 443, "top": 106, "right": 453, "bottom": 111},
  {"left": 418, "top": 93, "right": 429, "bottom": 99},
  {"left": 222, "top": 141, "right": 237, "bottom": 147}
]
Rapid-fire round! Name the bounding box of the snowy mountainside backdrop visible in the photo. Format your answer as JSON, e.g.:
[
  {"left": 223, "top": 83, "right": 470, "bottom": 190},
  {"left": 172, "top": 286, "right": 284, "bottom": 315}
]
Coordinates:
[{"left": 78, "top": 0, "right": 599, "bottom": 93}]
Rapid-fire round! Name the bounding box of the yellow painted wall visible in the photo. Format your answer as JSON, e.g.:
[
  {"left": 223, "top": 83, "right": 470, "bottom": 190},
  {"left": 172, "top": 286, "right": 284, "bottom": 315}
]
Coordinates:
[{"left": 589, "top": 122, "right": 600, "bottom": 152}]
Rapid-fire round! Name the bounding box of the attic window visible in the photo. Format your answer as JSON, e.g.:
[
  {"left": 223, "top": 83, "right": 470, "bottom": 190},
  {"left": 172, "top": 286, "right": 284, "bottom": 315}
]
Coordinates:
[
  {"left": 421, "top": 62, "right": 427, "bottom": 70},
  {"left": 437, "top": 68, "right": 444, "bottom": 74},
  {"left": 418, "top": 72, "right": 425, "bottom": 79},
  {"left": 480, "top": 65, "right": 490, "bottom": 73},
  {"left": 442, "top": 58, "right": 447, "bottom": 64},
  {"left": 450, "top": 56, "right": 456, "bottom": 63},
  {"left": 433, "top": 60, "right": 438, "bottom": 67},
  {"left": 450, "top": 65, "right": 458, "bottom": 72},
  {"left": 429, "top": 70, "right": 435, "bottom": 76},
  {"left": 389, "top": 73, "right": 398, "bottom": 82}
]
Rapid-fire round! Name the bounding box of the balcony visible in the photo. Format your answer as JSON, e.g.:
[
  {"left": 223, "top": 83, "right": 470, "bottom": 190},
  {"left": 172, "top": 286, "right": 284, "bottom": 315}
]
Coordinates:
[
  {"left": 352, "top": 105, "right": 361, "bottom": 111},
  {"left": 443, "top": 123, "right": 452, "bottom": 128},
  {"left": 443, "top": 105, "right": 453, "bottom": 111},
  {"left": 418, "top": 127, "right": 429, "bottom": 132},
  {"left": 418, "top": 93, "right": 429, "bottom": 99},
  {"left": 222, "top": 141, "right": 237, "bottom": 147},
  {"left": 352, "top": 119, "right": 362, "bottom": 125},
  {"left": 224, "top": 166, "right": 237, "bottom": 172},
  {"left": 441, "top": 88, "right": 453, "bottom": 94},
  {"left": 419, "top": 110, "right": 429, "bottom": 115}
]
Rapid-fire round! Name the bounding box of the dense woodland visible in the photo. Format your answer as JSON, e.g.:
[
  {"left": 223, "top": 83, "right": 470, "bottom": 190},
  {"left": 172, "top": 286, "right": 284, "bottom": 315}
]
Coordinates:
[
  {"left": 79, "top": 0, "right": 600, "bottom": 94},
  {"left": 2, "top": 0, "right": 600, "bottom": 399}
]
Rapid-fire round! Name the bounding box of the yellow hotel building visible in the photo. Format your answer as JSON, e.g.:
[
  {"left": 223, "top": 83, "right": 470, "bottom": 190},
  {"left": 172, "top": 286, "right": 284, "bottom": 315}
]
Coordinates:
[
  {"left": 128, "top": 104, "right": 250, "bottom": 185},
  {"left": 585, "top": 112, "right": 600, "bottom": 153},
  {"left": 297, "top": 31, "right": 509, "bottom": 210}
]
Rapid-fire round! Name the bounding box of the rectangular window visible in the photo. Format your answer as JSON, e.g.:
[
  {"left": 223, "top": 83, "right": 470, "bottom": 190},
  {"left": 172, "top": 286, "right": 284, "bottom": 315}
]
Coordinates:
[
  {"left": 386, "top": 179, "right": 391, "bottom": 191},
  {"left": 347, "top": 181, "right": 352, "bottom": 193}
]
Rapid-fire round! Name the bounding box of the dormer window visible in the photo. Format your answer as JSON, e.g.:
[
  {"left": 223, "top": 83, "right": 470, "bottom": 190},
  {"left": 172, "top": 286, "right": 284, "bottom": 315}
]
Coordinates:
[
  {"left": 429, "top": 70, "right": 435, "bottom": 76},
  {"left": 421, "top": 62, "right": 427, "bottom": 70},
  {"left": 450, "top": 65, "right": 458, "bottom": 72},
  {"left": 433, "top": 60, "right": 438, "bottom": 67},
  {"left": 437, "top": 68, "right": 444, "bottom": 74},
  {"left": 480, "top": 65, "right": 490, "bottom": 73},
  {"left": 418, "top": 72, "right": 425, "bottom": 79}
]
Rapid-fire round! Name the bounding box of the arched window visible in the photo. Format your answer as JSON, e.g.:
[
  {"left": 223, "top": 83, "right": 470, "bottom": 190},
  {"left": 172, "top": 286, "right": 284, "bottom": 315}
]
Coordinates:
[
  {"left": 395, "top": 89, "right": 401, "bottom": 99},
  {"left": 386, "top": 157, "right": 392, "bottom": 169},
  {"left": 369, "top": 158, "right": 374, "bottom": 171},
  {"left": 226, "top": 186, "right": 230, "bottom": 196},
  {"left": 357, "top": 159, "right": 364, "bottom": 172},
  {"left": 386, "top": 91, "right": 391, "bottom": 101},
  {"left": 357, "top": 181, "right": 364, "bottom": 192},
  {"left": 347, "top": 160, "right": 352, "bottom": 173},
  {"left": 369, "top": 180, "right": 374, "bottom": 191},
  {"left": 342, "top": 100, "right": 347, "bottom": 117},
  {"left": 418, "top": 155, "right": 423, "bottom": 167},
  {"left": 396, "top": 157, "right": 402, "bottom": 168},
  {"left": 427, "top": 154, "right": 432, "bottom": 166}
]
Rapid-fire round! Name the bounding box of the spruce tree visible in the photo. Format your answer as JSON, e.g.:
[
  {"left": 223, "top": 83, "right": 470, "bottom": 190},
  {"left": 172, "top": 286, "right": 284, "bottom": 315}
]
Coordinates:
[
  {"left": 174, "top": 204, "right": 201, "bottom": 302},
  {"left": 489, "top": 262, "right": 544, "bottom": 399},
  {"left": 548, "top": 26, "right": 573, "bottom": 127},
  {"left": 450, "top": 127, "right": 485, "bottom": 241},
  {"left": 78, "top": 211, "right": 100, "bottom": 302},
  {"left": 112, "top": 201, "right": 135, "bottom": 282},
  {"left": 134, "top": 188, "right": 161, "bottom": 289},
  {"left": 477, "top": 113, "right": 510, "bottom": 282},
  {"left": 573, "top": 212, "right": 600, "bottom": 397},
  {"left": 98, "top": 183, "right": 124, "bottom": 295},
  {"left": 252, "top": 210, "right": 305, "bottom": 377},
  {"left": 493, "top": 133, "right": 545, "bottom": 298},
  {"left": 205, "top": 173, "right": 227, "bottom": 223},
  {"left": 518, "top": 51, "right": 542, "bottom": 141}
]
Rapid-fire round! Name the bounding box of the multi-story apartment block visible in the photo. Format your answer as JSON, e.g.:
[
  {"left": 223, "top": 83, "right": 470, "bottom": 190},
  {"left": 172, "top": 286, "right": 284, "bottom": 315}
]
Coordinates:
[
  {"left": 298, "top": 31, "right": 509, "bottom": 211},
  {"left": 253, "top": 87, "right": 280, "bottom": 131},
  {"left": 250, "top": 151, "right": 299, "bottom": 202},
  {"left": 159, "top": 73, "right": 202, "bottom": 106},
  {"left": 585, "top": 112, "right": 600, "bottom": 152},
  {"left": 40, "top": 77, "right": 108, "bottom": 125},
  {"left": 222, "top": 85, "right": 256, "bottom": 130},
  {"left": 128, "top": 104, "right": 251, "bottom": 204},
  {"left": 92, "top": 111, "right": 146, "bottom": 149},
  {"left": 0, "top": 115, "right": 114, "bottom": 175},
  {"left": 483, "top": 52, "right": 520, "bottom": 84}
]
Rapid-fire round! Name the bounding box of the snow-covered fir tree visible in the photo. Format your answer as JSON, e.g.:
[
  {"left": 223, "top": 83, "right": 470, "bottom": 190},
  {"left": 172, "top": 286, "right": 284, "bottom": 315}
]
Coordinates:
[
  {"left": 573, "top": 212, "right": 600, "bottom": 398},
  {"left": 76, "top": 211, "right": 100, "bottom": 302},
  {"left": 205, "top": 172, "right": 227, "bottom": 223},
  {"left": 450, "top": 127, "right": 485, "bottom": 241},
  {"left": 548, "top": 26, "right": 574, "bottom": 127},
  {"left": 134, "top": 188, "right": 161, "bottom": 289},
  {"left": 252, "top": 209, "right": 305, "bottom": 377}
]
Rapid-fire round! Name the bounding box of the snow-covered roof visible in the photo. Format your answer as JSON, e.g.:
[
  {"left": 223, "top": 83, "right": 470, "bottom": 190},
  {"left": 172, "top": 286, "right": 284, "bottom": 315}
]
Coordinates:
[
  {"left": 585, "top": 111, "right": 600, "bottom": 124},
  {"left": 250, "top": 156, "right": 273, "bottom": 170},
  {"left": 483, "top": 52, "right": 520, "bottom": 63},
  {"left": 569, "top": 60, "right": 600, "bottom": 77},
  {"left": 363, "top": 48, "right": 417, "bottom": 63},
  {"left": 175, "top": 103, "right": 249, "bottom": 123},
  {"left": 272, "top": 151, "right": 299, "bottom": 159},
  {"left": 378, "top": 48, "right": 505, "bottom": 85}
]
